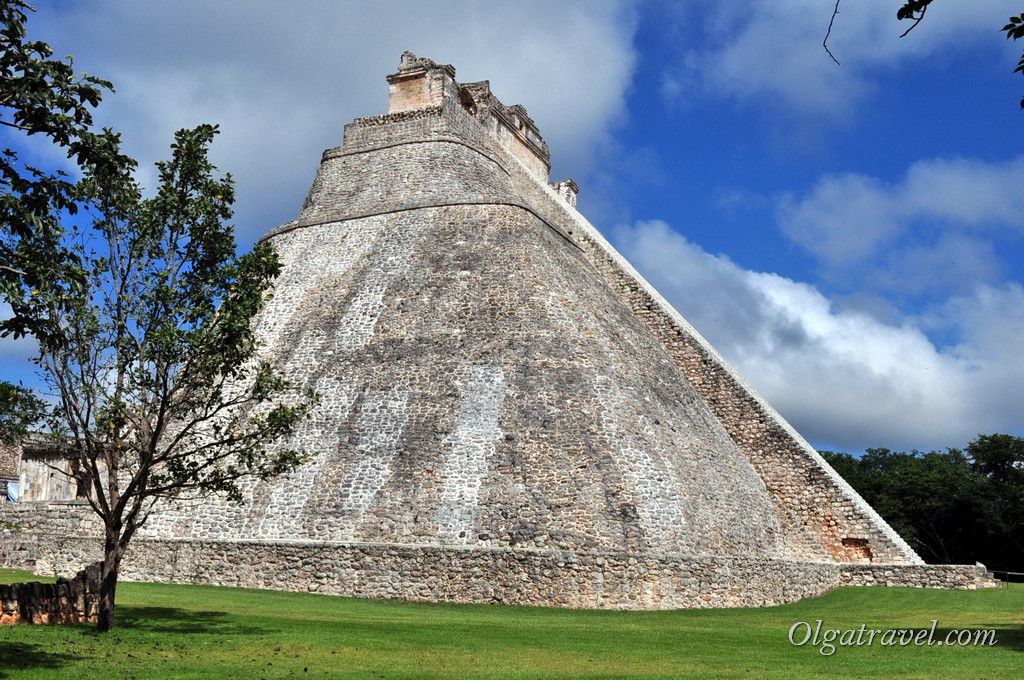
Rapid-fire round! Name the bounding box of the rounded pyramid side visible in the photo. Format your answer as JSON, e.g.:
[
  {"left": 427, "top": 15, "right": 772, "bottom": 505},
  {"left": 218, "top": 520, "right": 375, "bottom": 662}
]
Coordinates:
[
  {"left": 144, "top": 57, "right": 919, "bottom": 568},
  {"left": 147, "top": 188, "right": 800, "bottom": 561}
]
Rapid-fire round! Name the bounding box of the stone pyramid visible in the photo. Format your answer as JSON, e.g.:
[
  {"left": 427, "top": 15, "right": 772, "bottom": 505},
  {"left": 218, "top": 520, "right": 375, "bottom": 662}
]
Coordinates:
[{"left": 8, "top": 53, "right": 993, "bottom": 609}]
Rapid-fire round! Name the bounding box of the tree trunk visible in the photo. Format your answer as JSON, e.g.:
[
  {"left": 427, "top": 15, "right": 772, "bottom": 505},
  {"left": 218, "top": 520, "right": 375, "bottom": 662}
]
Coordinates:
[{"left": 96, "top": 535, "right": 124, "bottom": 632}]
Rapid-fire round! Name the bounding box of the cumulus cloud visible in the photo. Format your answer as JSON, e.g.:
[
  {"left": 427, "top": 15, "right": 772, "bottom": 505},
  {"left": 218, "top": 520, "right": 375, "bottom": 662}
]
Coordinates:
[
  {"left": 677, "top": 0, "right": 1012, "bottom": 114},
  {"left": 28, "top": 0, "right": 637, "bottom": 242},
  {"left": 876, "top": 232, "right": 1003, "bottom": 296},
  {"left": 612, "top": 219, "right": 1024, "bottom": 450},
  {"left": 777, "top": 173, "right": 901, "bottom": 265},
  {"left": 776, "top": 156, "right": 1024, "bottom": 293}
]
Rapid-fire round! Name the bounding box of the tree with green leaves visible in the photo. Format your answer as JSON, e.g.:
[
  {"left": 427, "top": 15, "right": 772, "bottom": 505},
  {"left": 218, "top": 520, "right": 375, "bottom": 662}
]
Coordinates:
[
  {"left": 967, "top": 434, "right": 1024, "bottom": 566},
  {"left": 823, "top": 434, "right": 1024, "bottom": 571},
  {"left": 1, "top": 1, "right": 310, "bottom": 631},
  {"left": 1, "top": 0, "right": 110, "bottom": 328},
  {"left": 0, "top": 380, "right": 43, "bottom": 445}
]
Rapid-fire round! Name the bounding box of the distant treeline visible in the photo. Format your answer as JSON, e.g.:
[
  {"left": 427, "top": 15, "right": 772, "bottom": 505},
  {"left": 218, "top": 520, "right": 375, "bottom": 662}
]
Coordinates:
[{"left": 822, "top": 434, "right": 1024, "bottom": 572}]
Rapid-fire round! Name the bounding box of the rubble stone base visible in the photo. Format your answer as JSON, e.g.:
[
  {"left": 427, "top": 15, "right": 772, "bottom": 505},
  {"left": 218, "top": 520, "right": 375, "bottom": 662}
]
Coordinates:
[{"left": 0, "top": 533, "right": 997, "bottom": 610}]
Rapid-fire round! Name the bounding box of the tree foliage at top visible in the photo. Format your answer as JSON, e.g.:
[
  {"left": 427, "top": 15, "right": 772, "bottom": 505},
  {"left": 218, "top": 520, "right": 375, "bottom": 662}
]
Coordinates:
[
  {"left": 825, "top": 1, "right": 1024, "bottom": 109},
  {"left": 0, "top": 0, "right": 112, "bottom": 336},
  {"left": 0, "top": 380, "right": 43, "bottom": 445},
  {"left": 1004, "top": 13, "right": 1024, "bottom": 108},
  {"left": 897, "top": 1, "right": 1024, "bottom": 108}
]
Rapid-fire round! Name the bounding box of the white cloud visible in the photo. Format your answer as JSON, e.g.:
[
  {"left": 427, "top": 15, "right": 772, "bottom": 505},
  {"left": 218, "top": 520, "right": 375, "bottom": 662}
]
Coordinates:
[
  {"left": 776, "top": 156, "right": 1024, "bottom": 292},
  {"left": 777, "top": 173, "right": 902, "bottom": 264},
  {"left": 680, "top": 0, "right": 1013, "bottom": 114},
  {"left": 901, "top": 157, "right": 1024, "bottom": 227},
  {"left": 28, "top": 0, "right": 638, "bottom": 243},
  {"left": 612, "top": 219, "right": 1024, "bottom": 450},
  {"left": 877, "top": 232, "right": 1002, "bottom": 295}
]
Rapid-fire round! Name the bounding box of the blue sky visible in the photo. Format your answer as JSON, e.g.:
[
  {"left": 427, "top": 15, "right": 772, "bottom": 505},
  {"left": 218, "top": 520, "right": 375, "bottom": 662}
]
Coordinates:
[{"left": 3, "top": 1, "right": 1023, "bottom": 452}]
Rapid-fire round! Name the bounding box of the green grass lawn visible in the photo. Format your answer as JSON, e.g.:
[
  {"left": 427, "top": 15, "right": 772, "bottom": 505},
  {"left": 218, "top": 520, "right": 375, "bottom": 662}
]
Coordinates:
[{"left": 0, "top": 569, "right": 1020, "bottom": 679}]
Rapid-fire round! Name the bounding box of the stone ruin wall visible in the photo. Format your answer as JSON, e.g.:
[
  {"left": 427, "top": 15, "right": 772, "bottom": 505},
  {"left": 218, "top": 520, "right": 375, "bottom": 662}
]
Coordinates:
[
  {"left": 17, "top": 454, "right": 79, "bottom": 503},
  {"left": 0, "top": 512, "right": 994, "bottom": 611},
  {"left": 0, "top": 513, "right": 994, "bottom": 611},
  {"left": 0, "top": 562, "right": 101, "bottom": 626},
  {"left": 0, "top": 441, "right": 18, "bottom": 483}
]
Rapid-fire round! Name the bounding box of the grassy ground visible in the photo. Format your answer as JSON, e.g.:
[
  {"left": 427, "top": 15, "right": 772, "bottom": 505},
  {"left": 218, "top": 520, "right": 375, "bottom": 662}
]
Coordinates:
[{"left": 0, "top": 569, "right": 1020, "bottom": 679}]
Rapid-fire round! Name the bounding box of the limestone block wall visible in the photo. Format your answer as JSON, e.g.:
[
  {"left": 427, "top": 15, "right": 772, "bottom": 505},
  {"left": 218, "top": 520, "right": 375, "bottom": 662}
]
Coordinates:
[
  {"left": 298, "top": 137, "right": 516, "bottom": 226},
  {"left": 387, "top": 70, "right": 451, "bottom": 114},
  {"left": 110, "top": 542, "right": 846, "bottom": 610},
  {"left": 484, "top": 124, "right": 924, "bottom": 566},
  {"left": 0, "top": 524, "right": 994, "bottom": 611},
  {"left": 0, "top": 502, "right": 996, "bottom": 610},
  {"left": 0, "top": 441, "right": 18, "bottom": 481},
  {"left": 5, "top": 534, "right": 841, "bottom": 610},
  {"left": 839, "top": 564, "right": 996, "bottom": 590},
  {"left": 252, "top": 89, "right": 923, "bottom": 566},
  {"left": 137, "top": 202, "right": 796, "bottom": 561},
  {"left": 18, "top": 455, "right": 77, "bottom": 502},
  {"left": 485, "top": 113, "right": 549, "bottom": 182},
  {"left": 340, "top": 98, "right": 497, "bottom": 158},
  {"left": 0, "top": 503, "right": 99, "bottom": 536}
]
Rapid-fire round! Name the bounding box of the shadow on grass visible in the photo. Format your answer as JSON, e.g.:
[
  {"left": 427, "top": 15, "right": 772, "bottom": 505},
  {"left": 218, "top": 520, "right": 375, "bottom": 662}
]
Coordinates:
[
  {"left": 0, "top": 642, "right": 83, "bottom": 678},
  {"left": 109, "top": 606, "right": 269, "bottom": 636},
  {"left": 934, "top": 625, "right": 1024, "bottom": 652},
  {"left": 0, "top": 608, "right": 267, "bottom": 676}
]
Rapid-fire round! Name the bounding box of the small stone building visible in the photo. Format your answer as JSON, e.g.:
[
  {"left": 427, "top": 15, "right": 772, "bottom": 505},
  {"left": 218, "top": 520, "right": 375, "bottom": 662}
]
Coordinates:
[{"left": 0, "top": 436, "right": 87, "bottom": 504}]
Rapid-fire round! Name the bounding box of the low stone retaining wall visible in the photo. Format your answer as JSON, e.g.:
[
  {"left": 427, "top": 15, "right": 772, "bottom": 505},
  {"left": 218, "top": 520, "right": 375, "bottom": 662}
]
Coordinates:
[
  {"left": 0, "top": 562, "right": 101, "bottom": 625},
  {"left": 839, "top": 563, "right": 997, "bottom": 590},
  {"left": 8, "top": 533, "right": 841, "bottom": 609},
  {"left": 0, "top": 531, "right": 998, "bottom": 610}
]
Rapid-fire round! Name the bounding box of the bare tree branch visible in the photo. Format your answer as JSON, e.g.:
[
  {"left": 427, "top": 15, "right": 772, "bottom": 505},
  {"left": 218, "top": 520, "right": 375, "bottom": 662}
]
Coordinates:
[{"left": 824, "top": 0, "right": 842, "bottom": 66}]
